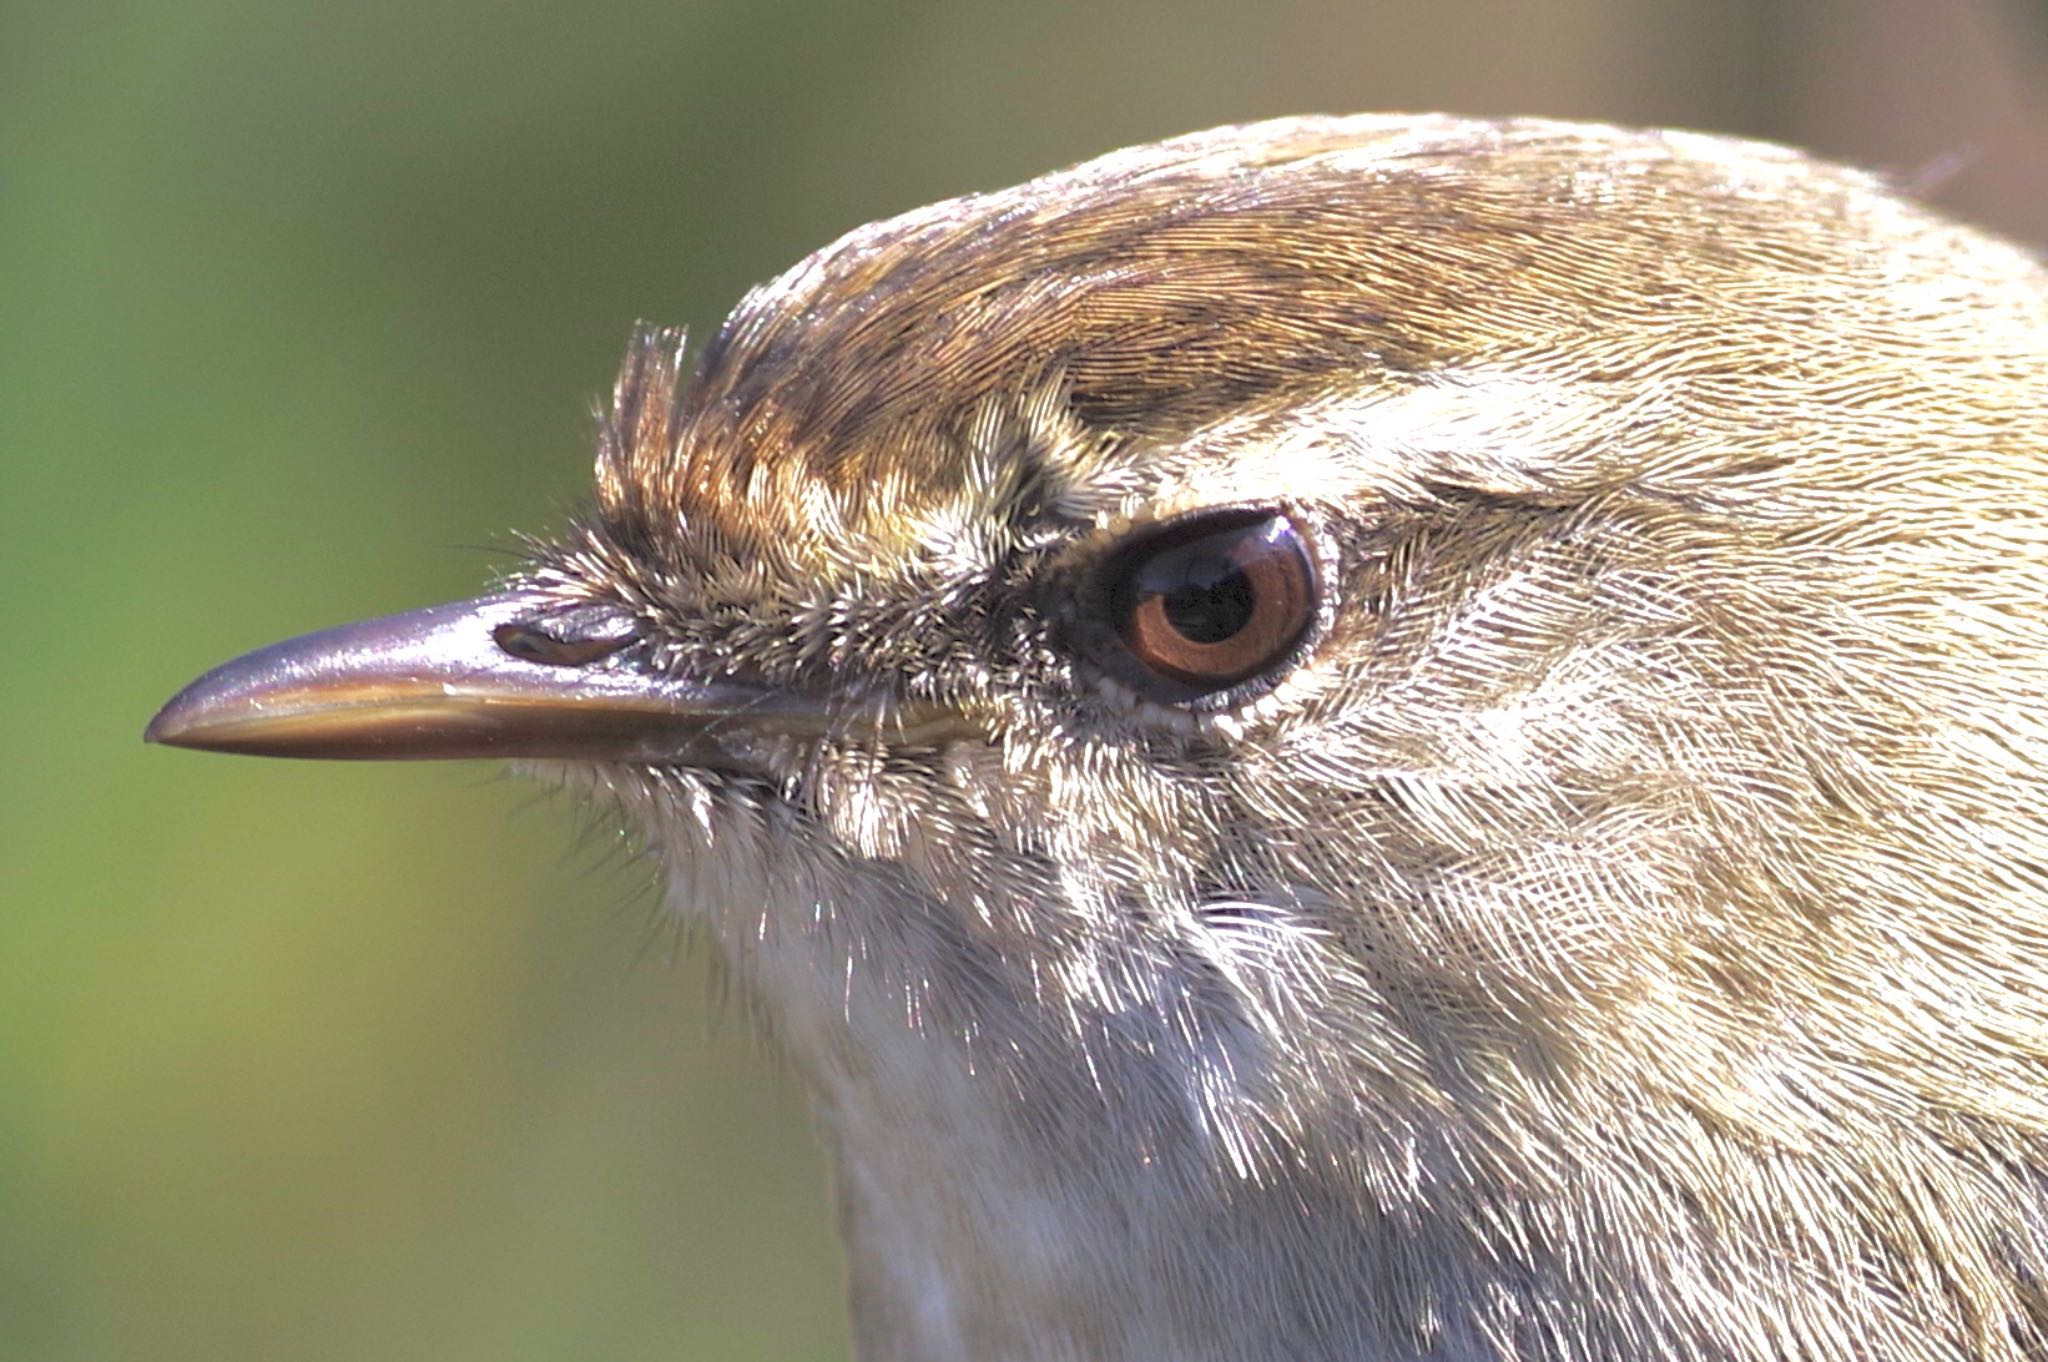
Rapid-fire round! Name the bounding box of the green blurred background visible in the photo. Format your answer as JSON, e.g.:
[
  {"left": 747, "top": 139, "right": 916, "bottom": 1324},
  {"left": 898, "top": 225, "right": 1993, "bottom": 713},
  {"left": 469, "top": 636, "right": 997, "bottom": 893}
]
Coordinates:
[{"left": 5, "top": 2, "right": 2043, "bottom": 1358}]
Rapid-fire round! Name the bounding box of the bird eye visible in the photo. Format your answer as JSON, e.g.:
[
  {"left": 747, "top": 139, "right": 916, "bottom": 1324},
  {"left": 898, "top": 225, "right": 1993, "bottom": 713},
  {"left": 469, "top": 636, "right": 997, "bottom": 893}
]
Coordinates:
[{"left": 1095, "top": 510, "right": 1318, "bottom": 701}]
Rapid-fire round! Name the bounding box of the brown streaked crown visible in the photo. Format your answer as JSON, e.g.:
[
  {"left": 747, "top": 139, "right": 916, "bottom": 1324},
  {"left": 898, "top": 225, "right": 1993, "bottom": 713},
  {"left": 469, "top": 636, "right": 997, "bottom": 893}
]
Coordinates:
[
  {"left": 586, "top": 115, "right": 2043, "bottom": 578},
  {"left": 147, "top": 115, "right": 2048, "bottom": 1360}
]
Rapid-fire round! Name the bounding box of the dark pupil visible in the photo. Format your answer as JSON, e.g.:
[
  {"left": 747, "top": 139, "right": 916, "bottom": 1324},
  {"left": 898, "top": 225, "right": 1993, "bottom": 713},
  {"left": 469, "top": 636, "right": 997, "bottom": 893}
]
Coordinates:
[{"left": 1159, "top": 553, "right": 1253, "bottom": 644}]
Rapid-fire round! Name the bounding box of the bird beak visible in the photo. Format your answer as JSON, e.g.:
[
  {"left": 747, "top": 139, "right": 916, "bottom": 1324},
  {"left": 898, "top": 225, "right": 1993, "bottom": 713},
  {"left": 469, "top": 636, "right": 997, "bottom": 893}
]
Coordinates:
[{"left": 143, "top": 590, "right": 822, "bottom": 763}]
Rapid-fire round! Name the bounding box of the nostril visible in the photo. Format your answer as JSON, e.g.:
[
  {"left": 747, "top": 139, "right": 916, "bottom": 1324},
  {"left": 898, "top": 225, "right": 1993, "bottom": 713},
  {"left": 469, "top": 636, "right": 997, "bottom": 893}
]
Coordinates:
[{"left": 493, "top": 604, "right": 642, "bottom": 667}]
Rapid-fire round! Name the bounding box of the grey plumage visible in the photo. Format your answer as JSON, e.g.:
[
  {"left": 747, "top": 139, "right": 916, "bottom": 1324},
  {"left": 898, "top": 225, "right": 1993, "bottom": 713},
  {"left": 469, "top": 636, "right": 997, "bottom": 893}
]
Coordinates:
[{"left": 158, "top": 116, "right": 2048, "bottom": 1360}]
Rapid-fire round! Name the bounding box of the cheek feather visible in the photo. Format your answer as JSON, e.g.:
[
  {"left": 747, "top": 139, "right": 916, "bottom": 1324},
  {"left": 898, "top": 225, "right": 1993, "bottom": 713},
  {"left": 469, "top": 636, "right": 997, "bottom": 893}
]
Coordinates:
[{"left": 158, "top": 112, "right": 2048, "bottom": 1361}]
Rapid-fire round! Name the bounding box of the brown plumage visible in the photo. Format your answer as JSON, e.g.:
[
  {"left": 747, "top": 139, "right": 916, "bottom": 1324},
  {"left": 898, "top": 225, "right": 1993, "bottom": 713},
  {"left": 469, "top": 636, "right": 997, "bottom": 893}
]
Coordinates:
[{"left": 154, "top": 116, "right": 2048, "bottom": 1359}]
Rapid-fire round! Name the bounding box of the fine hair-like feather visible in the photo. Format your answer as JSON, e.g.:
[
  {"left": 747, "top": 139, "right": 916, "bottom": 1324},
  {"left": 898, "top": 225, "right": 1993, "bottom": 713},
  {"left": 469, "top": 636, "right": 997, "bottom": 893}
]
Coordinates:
[{"left": 520, "top": 117, "right": 2048, "bottom": 1359}]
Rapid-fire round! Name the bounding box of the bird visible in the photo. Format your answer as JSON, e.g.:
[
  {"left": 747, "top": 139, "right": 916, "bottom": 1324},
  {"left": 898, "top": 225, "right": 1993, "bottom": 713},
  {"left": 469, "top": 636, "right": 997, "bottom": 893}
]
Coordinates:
[{"left": 148, "top": 115, "right": 2048, "bottom": 1360}]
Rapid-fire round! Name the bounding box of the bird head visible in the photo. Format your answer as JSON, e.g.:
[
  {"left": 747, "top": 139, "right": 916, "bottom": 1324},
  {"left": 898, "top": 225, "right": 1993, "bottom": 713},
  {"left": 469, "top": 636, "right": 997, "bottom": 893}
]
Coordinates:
[{"left": 150, "top": 116, "right": 2048, "bottom": 1356}]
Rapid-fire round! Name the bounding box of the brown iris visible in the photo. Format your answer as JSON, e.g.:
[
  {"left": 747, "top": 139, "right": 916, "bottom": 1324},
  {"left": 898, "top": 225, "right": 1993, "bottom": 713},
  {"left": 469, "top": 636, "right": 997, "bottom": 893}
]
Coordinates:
[{"left": 1104, "top": 511, "right": 1316, "bottom": 696}]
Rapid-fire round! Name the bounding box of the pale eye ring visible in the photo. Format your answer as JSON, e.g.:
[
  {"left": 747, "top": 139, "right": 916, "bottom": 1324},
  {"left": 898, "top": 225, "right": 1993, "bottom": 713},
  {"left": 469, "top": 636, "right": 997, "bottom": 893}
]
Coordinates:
[{"left": 1089, "top": 510, "right": 1319, "bottom": 704}]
